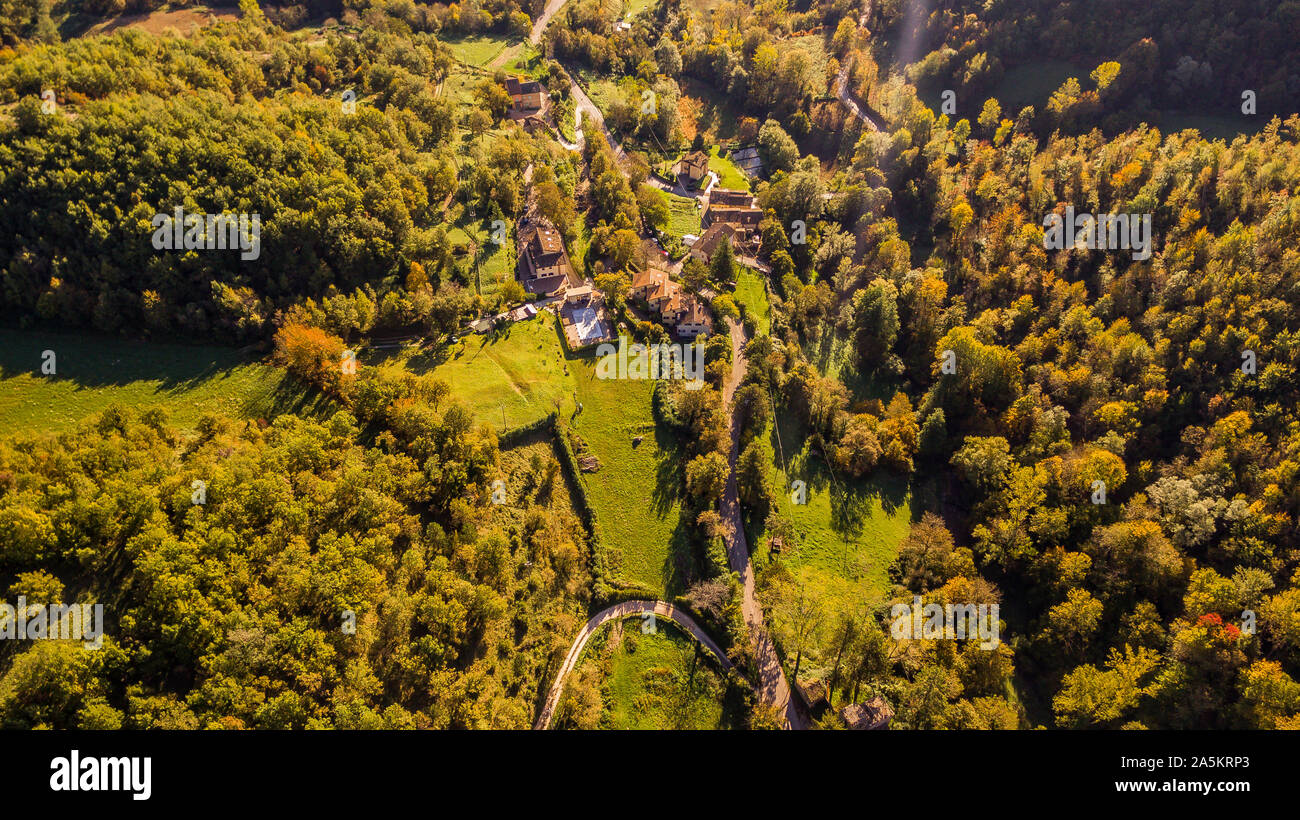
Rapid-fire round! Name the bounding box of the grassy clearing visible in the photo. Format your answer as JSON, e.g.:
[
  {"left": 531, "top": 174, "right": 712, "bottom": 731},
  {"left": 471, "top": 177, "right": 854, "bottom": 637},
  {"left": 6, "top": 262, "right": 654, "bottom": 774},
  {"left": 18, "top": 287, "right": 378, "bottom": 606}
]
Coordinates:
[
  {"left": 440, "top": 66, "right": 482, "bottom": 107},
  {"left": 390, "top": 317, "right": 576, "bottom": 430},
  {"left": 444, "top": 208, "right": 517, "bottom": 301},
  {"left": 621, "top": 0, "right": 657, "bottom": 18},
  {"left": 806, "top": 324, "right": 855, "bottom": 381},
  {"left": 569, "top": 347, "right": 684, "bottom": 597},
  {"left": 581, "top": 618, "right": 743, "bottom": 729},
  {"left": 499, "top": 42, "right": 544, "bottom": 75},
  {"left": 648, "top": 187, "right": 701, "bottom": 240},
  {"left": 70, "top": 5, "right": 238, "bottom": 39},
  {"left": 805, "top": 325, "right": 907, "bottom": 405},
  {"left": 683, "top": 0, "right": 727, "bottom": 17},
  {"left": 733, "top": 268, "right": 770, "bottom": 334},
  {"left": 752, "top": 411, "right": 912, "bottom": 609},
  {"left": 585, "top": 77, "right": 623, "bottom": 120},
  {"left": 752, "top": 412, "right": 913, "bottom": 689},
  {"left": 985, "top": 60, "right": 1081, "bottom": 115},
  {"left": 442, "top": 33, "right": 516, "bottom": 67},
  {"left": 568, "top": 214, "right": 590, "bottom": 273},
  {"left": 1157, "top": 111, "right": 1261, "bottom": 141},
  {"left": 0, "top": 328, "right": 328, "bottom": 435},
  {"left": 708, "top": 146, "right": 749, "bottom": 189},
  {"left": 786, "top": 34, "right": 830, "bottom": 92}
]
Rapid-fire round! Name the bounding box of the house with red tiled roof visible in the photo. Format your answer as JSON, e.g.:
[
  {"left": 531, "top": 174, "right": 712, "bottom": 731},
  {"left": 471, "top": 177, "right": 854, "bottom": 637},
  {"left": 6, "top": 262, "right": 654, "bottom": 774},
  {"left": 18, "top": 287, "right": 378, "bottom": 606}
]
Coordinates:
[
  {"left": 670, "top": 295, "right": 714, "bottom": 339},
  {"left": 504, "top": 76, "right": 545, "bottom": 116},
  {"left": 702, "top": 188, "right": 761, "bottom": 236},
  {"left": 517, "top": 219, "right": 579, "bottom": 296},
  {"left": 630, "top": 265, "right": 714, "bottom": 339},
  {"left": 630, "top": 266, "right": 679, "bottom": 313},
  {"left": 672, "top": 149, "right": 710, "bottom": 186},
  {"left": 689, "top": 222, "right": 740, "bottom": 264}
]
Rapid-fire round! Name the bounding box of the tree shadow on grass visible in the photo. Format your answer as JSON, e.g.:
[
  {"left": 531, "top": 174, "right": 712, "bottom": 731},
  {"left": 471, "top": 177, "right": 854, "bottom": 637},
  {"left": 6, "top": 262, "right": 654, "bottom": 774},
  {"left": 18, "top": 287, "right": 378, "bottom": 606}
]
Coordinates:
[
  {"left": 650, "top": 422, "right": 684, "bottom": 519},
  {"left": 397, "top": 321, "right": 525, "bottom": 374},
  {"left": 241, "top": 371, "right": 336, "bottom": 422},
  {"left": 0, "top": 327, "right": 263, "bottom": 391},
  {"left": 662, "top": 514, "right": 693, "bottom": 597}
]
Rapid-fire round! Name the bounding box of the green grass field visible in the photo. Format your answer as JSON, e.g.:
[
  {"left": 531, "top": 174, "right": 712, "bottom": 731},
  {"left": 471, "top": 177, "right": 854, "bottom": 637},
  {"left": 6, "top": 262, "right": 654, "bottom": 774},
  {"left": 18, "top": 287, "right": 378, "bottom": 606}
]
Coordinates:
[
  {"left": 445, "top": 214, "right": 517, "bottom": 303},
  {"left": 500, "top": 42, "right": 544, "bottom": 76},
  {"left": 377, "top": 321, "right": 685, "bottom": 596},
  {"left": 785, "top": 34, "right": 830, "bottom": 92},
  {"left": 621, "top": 0, "right": 657, "bottom": 18},
  {"left": 806, "top": 325, "right": 905, "bottom": 404},
  {"left": 585, "top": 78, "right": 623, "bottom": 124},
  {"left": 440, "top": 67, "right": 482, "bottom": 107},
  {"left": 569, "top": 346, "right": 685, "bottom": 596},
  {"left": 649, "top": 187, "right": 702, "bottom": 240},
  {"left": 0, "top": 328, "right": 328, "bottom": 435},
  {"left": 683, "top": 0, "right": 727, "bottom": 17},
  {"left": 733, "top": 268, "right": 770, "bottom": 334},
  {"left": 708, "top": 146, "right": 749, "bottom": 189},
  {"left": 583, "top": 618, "right": 743, "bottom": 729},
  {"left": 1157, "top": 111, "right": 1261, "bottom": 141},
  {"left": 984, "top": 60, "right": 1081, "bottom": 116},
  {"left": 752, "top": 411, "right": 912, "bottom": 608},
  {"left": 442, "top": 33, "right": 516, "bottom": 67},
  {"left": 391, "top": 317, "right": 576, "bottom": 430}
]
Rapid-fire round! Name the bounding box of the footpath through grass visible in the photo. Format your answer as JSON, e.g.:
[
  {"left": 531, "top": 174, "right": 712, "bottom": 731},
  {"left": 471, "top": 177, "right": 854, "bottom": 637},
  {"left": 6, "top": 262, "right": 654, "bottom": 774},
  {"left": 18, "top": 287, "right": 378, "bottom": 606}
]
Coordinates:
[{"left": 0, "top": 328, "right": 326, "bottom": 435}]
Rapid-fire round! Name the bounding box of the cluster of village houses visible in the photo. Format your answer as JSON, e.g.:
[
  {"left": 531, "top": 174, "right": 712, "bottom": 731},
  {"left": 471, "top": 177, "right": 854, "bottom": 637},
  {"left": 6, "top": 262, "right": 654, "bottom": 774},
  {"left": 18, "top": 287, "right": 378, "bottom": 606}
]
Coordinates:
[{"left": 500, "top": 77, "right": 763, "bottom": 350}]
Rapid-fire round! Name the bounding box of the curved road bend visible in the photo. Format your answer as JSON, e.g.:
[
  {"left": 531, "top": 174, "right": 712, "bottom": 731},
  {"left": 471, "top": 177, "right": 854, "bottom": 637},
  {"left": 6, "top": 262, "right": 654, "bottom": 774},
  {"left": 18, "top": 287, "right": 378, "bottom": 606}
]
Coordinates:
[
  {"left": 534, "top": 599, "right": 731, "bottom": 730},
  {"left": 530, "top": 0, "right": 630, "bottom": 167}
]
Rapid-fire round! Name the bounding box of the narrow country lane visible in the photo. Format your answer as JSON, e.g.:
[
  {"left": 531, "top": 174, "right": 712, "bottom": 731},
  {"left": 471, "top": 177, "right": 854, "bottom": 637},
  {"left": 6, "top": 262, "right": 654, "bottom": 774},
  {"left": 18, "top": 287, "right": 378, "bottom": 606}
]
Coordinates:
[
  {"left": 534, "top": 599, "right": 732, "bottom": 729},
  {"left": 529, "top": 0, "right": 570, "bottom": 45},
  {"left": 835, "top": 1, "right": 885, "bottom": 132},
  {"left": 720, "top": 319, "right": 809, "bottom": 729}
]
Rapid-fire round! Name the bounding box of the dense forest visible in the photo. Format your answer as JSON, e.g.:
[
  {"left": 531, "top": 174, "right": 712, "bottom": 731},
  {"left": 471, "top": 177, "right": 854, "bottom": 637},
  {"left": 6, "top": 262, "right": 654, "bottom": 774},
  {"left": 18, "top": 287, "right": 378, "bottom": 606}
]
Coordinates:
[
  {"left": 0, "top": 362, "right": 593, "bottom": 728},
  {"left": 888, "top": 0, "right": 1300, "bottom": 120}
]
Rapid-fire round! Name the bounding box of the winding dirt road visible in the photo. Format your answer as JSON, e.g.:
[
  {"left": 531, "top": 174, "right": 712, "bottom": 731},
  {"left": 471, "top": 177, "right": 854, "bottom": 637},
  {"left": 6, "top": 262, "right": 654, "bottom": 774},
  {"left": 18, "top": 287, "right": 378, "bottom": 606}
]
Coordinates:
[{"left": 534, "top": 599, "right": 731, "bottom": 729}]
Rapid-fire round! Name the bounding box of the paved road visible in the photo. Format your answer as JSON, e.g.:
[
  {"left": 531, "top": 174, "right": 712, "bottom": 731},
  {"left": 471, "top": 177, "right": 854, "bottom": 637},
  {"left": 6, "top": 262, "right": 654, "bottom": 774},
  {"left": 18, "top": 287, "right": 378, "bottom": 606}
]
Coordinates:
[
  {"left": 529, "top": 0, "right": 570, "bottom": 45},
  {"left": 534, "top": 599, "right": 732, "bottom": 729},
  {"left": 528, "top": 0, "right": 632, "bottom": 168},
  {"left": 568, "top": 74, "right": 629, "bottom": 168}
]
